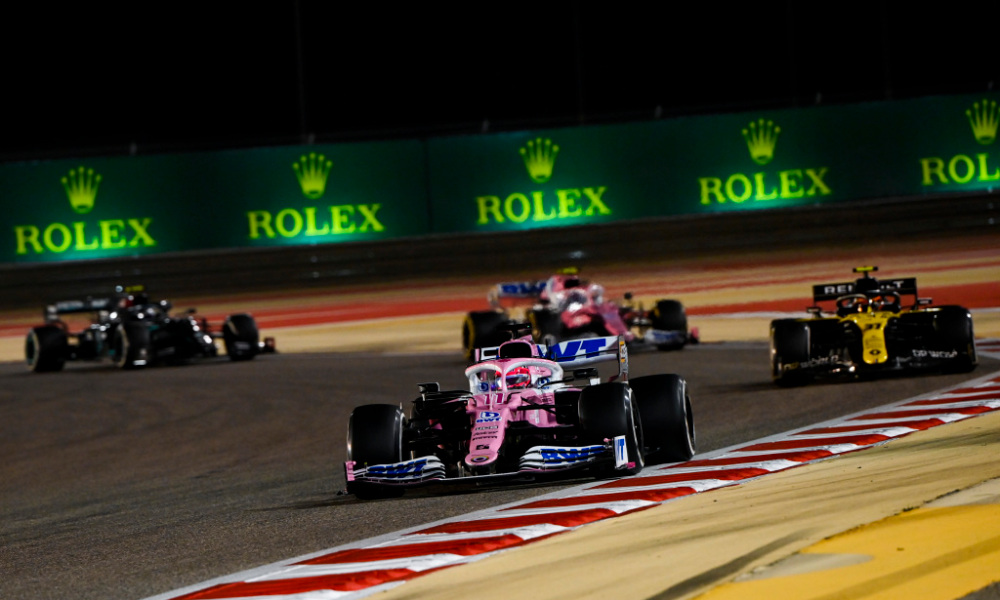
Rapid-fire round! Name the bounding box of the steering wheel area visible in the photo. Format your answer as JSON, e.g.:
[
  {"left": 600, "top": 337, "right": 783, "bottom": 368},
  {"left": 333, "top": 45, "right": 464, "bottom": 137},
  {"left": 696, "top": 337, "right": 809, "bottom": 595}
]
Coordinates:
[
  {"left": 836, "top": 293, "right": 869, "bottom": 314},
  {"left": 871, "top": 291, "right": 901, "bottom": 311}
]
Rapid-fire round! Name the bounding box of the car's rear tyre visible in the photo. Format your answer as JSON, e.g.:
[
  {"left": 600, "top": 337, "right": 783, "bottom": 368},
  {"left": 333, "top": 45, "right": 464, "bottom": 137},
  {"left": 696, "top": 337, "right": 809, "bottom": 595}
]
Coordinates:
[
  {"left": 628, "top": 374, "right": 696, "bottom": 464},
  {"left": 25, "top": 326, "right": 68, "bottom": 373},
  {"left": 112, "top": 321, "right": 151, "bottom": 370},
  {"left": 771, "top": 319, "right": 811, "bottom": 386},
  {"left": 223, "top": 313, "right": 260, "bottom": 361},
  {"left": 650, "top": 299, "right": 688, "bottom": 350},
  {"left": 347, "top": 404, "right": 406, "bottom": 499},
  {"left": 461, "top": 311, "right": 507, "bottom": 362},
  {"left": 935, "top": 306, "right": 978, "bottom": 373},
  {"left": 578, "top": 382, "right": 644, "bottom": 476},
  {"left": 528, "top": 308, "right": 562, "bottom": 346}
]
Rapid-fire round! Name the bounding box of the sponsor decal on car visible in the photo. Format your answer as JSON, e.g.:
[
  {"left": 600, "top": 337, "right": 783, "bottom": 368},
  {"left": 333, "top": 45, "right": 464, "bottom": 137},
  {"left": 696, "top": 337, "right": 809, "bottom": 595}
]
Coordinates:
[
  {"left": 475, "top": 411, "right": 501, "bottom": 423},
  {"left": 519, "top": 445, "right": 605, "bottom": 470},
  {"left": 782, "top": 354, "right": 844, "bottom": 371},
  {"left": 912, "top": 349, "right": 959, "bottom": 359},
  {"left": 351, "top": 456, "right": 446, "bottom": 482},
  {"left": 613, "top": 435, "right": 628, "bottom": 469}
]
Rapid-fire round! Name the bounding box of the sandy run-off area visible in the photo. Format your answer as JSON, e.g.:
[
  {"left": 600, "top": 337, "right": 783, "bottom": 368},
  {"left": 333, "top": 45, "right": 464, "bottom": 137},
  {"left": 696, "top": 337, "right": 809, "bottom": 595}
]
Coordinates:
[{"left": 1, "top": 232, "right": 997, "bottom": 362}]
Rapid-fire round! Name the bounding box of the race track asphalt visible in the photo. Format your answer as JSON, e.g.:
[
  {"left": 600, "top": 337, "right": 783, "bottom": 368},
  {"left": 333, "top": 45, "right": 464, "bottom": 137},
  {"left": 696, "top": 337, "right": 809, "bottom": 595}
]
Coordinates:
[{"left": 2, "top": 229, "right": 998, "bottom": 600}]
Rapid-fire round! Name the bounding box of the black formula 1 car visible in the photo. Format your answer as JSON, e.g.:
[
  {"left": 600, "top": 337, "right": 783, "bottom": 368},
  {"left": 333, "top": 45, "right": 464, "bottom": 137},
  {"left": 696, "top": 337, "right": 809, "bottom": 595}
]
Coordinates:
[
  {"left": 346, "top": 325, "right": 696, "bottom": 499},
  {"left": 25, "top": 285, "right": 274, "bottom": 372},
  {"left": 462, "top": 268, "right": 697, "bottom": 362},
  {"left": 770, "top": 266, "right": 977, "bottom": 386}
]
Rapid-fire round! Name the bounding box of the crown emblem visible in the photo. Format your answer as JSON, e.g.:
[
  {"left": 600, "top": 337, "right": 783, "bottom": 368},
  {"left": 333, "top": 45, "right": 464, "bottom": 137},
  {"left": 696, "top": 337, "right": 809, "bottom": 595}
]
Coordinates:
[
  {"left": 61, "top": 166, "right": 102, "bottom": 214},
  {"left": 965, "top": 98, "right": 998, "bottom": 145},
  {"left": 292, "top": 153, "right": 333, "bottom": 199},
  {"left": 741, "top": 119, "right": 781, "bottom": 165},
  {"left": 519, "top": 137, "right": 560, "bottom": 183}
]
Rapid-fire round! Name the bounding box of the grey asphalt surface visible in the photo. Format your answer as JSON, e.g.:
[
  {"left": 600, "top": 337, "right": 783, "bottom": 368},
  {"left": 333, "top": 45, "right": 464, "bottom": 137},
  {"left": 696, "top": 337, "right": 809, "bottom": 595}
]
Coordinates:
[{"left": 1, "top": 345, "right": 995, "bottom": 600}]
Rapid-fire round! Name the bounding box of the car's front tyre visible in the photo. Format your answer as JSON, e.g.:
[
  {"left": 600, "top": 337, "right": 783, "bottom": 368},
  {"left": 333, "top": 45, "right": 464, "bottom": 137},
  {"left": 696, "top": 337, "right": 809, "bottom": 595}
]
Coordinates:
[
  {"left": 223, "top": 313, "right": 260, "bottom": 361},
  {"left": 628, "top": 374, "right": 695, "bottom": 464},
  {"left": 578, "top": 382, "right": 644, "bottom": 476},
  {"left": 112, "top": 321, "right": 151, "bottom": 370},
  {"left": 25, "top": 326, "right": 68, "bottom": 373},
  {"left": 771, "top": 319, "right": 812, "bottom": 386},
  {"left": 347, "top": 404, "right": 406, "bottom": 499},
  {"left": 461, "top": 311, "right": 507, "bottom": 362}
]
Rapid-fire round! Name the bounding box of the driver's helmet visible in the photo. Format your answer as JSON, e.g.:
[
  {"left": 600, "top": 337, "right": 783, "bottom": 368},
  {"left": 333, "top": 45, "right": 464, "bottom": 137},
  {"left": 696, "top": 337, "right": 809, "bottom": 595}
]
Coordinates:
[{"left": 505, "top": 366, "right": 532, "bottom": 389}]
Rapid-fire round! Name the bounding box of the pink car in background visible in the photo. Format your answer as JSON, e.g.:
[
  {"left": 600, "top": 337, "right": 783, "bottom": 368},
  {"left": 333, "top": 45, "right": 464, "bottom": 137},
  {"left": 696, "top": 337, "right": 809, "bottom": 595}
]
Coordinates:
[
  {"left": 345, "top": 326, "right": 696, "bottom": 499},
  {"left": 461, "top": 268, "right": 697, "bottom": 362}
]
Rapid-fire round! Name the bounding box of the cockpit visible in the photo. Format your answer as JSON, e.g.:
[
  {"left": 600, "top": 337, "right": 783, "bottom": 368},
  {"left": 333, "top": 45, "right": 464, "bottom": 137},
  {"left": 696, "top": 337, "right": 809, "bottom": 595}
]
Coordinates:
[{"left": 465, "top": 360, "right": 564, "bottom": 394}]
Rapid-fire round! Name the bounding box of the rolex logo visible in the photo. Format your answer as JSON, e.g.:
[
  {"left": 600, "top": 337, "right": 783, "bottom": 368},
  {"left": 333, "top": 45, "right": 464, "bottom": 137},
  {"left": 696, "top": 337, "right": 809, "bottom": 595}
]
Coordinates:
[
  {"left": 742, "top": 119, "right": 781, "bottom": 165},
  {"left": 965, "top": 98, "right": 998, "bottom": 145},
  {"left": 61, "top": 166, "right": 102, "bottom": 214},
  {"left": 519, "top": 137, "right": 559, "bottom": 183},
  {"left": 292, "top": 153, "right": 333, "bottom": 199}
]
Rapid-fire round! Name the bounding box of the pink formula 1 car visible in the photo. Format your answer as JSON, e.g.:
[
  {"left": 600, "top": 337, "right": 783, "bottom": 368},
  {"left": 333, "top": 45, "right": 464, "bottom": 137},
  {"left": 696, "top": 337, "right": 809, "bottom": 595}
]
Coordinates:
[
  {"left": 345, "top": 326, "right": 696, "bottom": 499},
  {"left": 461, "top": 269, "right": 697, "bottom": 362}
]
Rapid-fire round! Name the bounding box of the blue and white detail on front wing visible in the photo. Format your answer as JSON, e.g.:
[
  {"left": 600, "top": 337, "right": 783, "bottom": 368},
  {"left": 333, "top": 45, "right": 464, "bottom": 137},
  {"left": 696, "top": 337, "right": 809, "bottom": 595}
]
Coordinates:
[
  {"left": 348, "top": 456, "right": 446, "bottom": 483},
  {"left": 613, "top": 435, "right": 629, "bottom": 469},
  {"left": 519, "top": 444, "right": 606, "bottom": 470}
]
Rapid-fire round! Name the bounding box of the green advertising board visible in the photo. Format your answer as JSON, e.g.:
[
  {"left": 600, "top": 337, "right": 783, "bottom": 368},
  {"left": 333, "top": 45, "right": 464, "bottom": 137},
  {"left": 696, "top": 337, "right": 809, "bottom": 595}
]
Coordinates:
[
  {"left": 425, "top": 94, "right": 999, "bottom": 233},
  {"left": 1, "top": 140, "right": 428, "bottom": 263},
  {"left": 2, "top": 93, "right": 996, "bottom": 263}
]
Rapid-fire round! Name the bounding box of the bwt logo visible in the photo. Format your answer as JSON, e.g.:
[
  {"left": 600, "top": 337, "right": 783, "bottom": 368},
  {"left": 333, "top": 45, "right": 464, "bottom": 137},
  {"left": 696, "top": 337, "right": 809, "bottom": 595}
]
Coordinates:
[
  {"left": 369, "top": 458, "right": 427, "bottom": 477},
  {"left": 499, "top": 281, "right": 546, "bottom": 296},
  {"left": 547, "top": 339, "right": 607, "bottom": 360},
  {"left": 476, "top": 411, "right": 501, "bottom": 423},
  {"left": 541, "top": 447, "right": 598, "bottom": 461}
]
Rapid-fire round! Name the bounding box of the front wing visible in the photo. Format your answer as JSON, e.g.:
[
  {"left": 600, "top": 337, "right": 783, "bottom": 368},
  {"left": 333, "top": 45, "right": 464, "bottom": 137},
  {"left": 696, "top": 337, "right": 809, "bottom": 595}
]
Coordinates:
[{"left": 345, "top": 438, "right": 629, "bottom": 492}]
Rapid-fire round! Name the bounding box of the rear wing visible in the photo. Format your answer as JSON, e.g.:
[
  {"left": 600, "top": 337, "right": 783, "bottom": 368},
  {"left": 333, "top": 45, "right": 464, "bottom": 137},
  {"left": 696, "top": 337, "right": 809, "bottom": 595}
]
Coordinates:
[
  {"left": 812, "top": 277, "right": 918, "bottom": 302},
  {"left": 44, "top": 297, "right": 114, "bottom": 322},
  {"left": 487, "top": 280, "right": 546, "bottom": 308},
  {"left": 477, "top": 335, "right": 629, "bottom": 379}
]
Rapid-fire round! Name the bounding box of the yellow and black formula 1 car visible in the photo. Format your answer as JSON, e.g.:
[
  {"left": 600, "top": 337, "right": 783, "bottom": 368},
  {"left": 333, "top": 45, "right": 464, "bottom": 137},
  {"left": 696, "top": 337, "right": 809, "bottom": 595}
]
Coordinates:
[{"left": 770, "top": 266, "right": 977, "bottom": 386}]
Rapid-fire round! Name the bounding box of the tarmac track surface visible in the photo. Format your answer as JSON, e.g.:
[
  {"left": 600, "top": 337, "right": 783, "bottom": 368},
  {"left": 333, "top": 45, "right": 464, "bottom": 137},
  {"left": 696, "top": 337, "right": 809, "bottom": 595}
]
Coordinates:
[{"left": 1, "top": 345, "right": 996, "bottom": 600}]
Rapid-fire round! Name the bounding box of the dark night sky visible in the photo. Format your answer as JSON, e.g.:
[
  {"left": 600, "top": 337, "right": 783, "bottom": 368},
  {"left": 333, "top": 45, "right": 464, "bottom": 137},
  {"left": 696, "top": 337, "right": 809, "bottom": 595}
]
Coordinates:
[{"left": 3, "top": 1, "right": 998, "bottom": 161}]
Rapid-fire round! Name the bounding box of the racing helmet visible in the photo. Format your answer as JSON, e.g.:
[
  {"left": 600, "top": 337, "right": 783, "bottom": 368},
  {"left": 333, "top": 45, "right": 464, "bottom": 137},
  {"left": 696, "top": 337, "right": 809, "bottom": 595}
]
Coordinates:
[{"left": 505, "top": 366, "right": 532, "bottom": 389}]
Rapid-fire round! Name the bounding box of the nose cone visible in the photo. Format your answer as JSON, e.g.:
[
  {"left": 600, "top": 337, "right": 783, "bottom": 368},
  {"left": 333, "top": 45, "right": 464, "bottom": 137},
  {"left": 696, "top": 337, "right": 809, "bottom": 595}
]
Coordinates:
[{"left": 466, "top": 408, "right": 506, "bottom": 468}]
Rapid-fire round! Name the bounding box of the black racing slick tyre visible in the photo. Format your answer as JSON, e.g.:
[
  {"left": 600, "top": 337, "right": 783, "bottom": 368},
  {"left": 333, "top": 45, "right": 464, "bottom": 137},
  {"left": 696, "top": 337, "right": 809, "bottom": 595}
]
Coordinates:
[
  {"left": 223, "top": 313, "right": 260, "bottom": 361},
  {"left": 25, "top": 326, "right": 68, "bottom": 372},
  {"left": 528, "top": 308, "right": 562, "bottom": 346},
  {"left": 112, "top": 321, "right": 151, "bottom": 370},
  {"left": 650, "top": 299, "right": 688, "bottom": 350},
  {"left": 461, "top": 311, "right": 507, "bottom": 362},
  {"left": 628, "top": 374, "right": 696, "bottom": 464},
  {"left": 347, "top": 404, "right": 406, "bottom": 499},
  {"left": 770, "top": 319, "right": 811, "bottom": 386},
  {"left": 578, "top": 382, "right": 644, "bottom": 476},
  {"left": 935, "top": 306, "right": 978, "bottom": 373}
]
